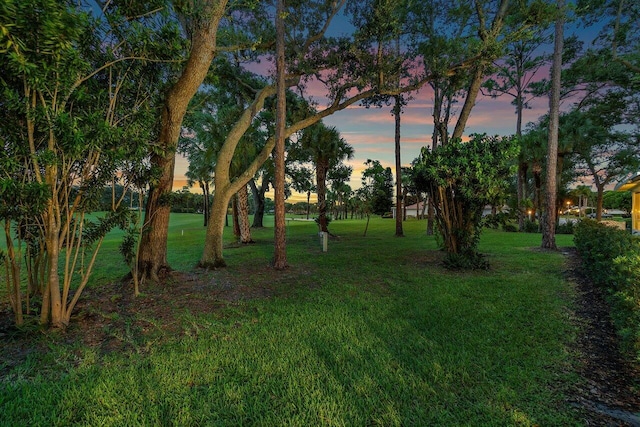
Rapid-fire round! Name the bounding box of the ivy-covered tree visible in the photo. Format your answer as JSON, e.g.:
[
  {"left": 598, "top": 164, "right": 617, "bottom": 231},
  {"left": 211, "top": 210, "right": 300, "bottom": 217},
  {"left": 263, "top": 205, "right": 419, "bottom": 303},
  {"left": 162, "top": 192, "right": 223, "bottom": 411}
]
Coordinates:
[{"left": 412, "top": 134, "right": 519, "bottom": 268}]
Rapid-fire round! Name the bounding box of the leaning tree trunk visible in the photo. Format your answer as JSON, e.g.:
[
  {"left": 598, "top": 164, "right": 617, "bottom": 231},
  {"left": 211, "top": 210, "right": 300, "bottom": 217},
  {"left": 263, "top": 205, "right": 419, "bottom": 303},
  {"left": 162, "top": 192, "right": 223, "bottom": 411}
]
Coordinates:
[
  {"left": 137, "top": 0, "right": 226, "bottom": 282},
  {"left": 201, "top": 187, "right": 234, "bottom": 268}
]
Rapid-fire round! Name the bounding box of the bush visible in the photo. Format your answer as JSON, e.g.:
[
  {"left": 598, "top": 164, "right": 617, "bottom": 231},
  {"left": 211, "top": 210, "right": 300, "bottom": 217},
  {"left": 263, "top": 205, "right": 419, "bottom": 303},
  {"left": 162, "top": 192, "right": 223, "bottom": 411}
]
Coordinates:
[
  {"left": 612, "top": 253, "right": 640, "bottom": 356},
  {"left": 502, "top": 222, "right": 518, "bottom": 232},
  {"left": 574, "top": 219, "right": 640, "bottom": 359},
  {"left": 482, "top": 212, "right": 512, "bottom": 230},
  {"left": 574, "top": 219, "right": 635, "bottom": 288},
  {"left": 523, "top": 219, "right": 539, "bottom": 233},
  {"left": 555, "top": 220, "right": 575, "bottom": 235}
]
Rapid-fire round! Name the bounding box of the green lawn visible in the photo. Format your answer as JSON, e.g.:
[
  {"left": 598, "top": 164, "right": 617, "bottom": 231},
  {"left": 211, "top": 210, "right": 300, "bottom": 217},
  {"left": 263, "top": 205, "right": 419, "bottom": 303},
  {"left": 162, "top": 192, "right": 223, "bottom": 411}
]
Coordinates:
[{"left": 1, "top": 215, "right": 583, "bottom": 425}]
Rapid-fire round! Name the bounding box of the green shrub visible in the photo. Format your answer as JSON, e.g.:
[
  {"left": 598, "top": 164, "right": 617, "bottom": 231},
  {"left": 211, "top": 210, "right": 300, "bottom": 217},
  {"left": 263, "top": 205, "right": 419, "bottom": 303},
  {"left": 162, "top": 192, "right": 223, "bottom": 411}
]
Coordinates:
[
  {"left": 555, "top": 220, "right": 575, "bottom": 235},
  {"left": 502, "top": 222, "right": 518, "bottom": 232},
  {"left": 612, "top": 251, "right": 640, "bottom": 358},
  {"left": 574, "top": 219, "right": 634, "bottom": 288},
  {"left": 523, "top": 219, "right": 539, "bottom": 233},
  {"left": 574, "top": 219, "right": 640, "bottom": 360}
]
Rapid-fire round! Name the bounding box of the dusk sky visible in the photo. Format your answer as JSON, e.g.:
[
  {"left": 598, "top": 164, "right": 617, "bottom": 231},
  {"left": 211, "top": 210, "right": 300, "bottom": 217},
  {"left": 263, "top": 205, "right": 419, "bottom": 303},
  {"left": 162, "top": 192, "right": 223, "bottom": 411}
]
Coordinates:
[{"left": 173, "top": 11, "right": 602, "bottom": 203}]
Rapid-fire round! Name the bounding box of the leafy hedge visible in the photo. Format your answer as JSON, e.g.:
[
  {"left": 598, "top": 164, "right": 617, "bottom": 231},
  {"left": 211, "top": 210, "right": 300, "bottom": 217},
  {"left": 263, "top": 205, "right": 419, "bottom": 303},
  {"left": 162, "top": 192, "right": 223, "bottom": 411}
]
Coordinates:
[{"left": 574, "top": 219, "right": 640, "bottom": 360}]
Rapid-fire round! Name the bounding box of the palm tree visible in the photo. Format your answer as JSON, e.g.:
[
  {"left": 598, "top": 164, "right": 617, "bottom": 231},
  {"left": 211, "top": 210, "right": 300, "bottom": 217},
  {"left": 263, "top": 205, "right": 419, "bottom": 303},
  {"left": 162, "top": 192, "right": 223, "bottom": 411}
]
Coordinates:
[{"left": 299, "top": 123, "right": 354, "bottom": 234}]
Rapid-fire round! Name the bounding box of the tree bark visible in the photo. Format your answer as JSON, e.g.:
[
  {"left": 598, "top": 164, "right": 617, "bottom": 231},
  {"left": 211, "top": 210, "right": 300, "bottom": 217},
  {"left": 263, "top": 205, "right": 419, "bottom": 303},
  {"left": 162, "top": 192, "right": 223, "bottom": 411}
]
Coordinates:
[
  {"left": 541, "top": 0, "right": 564, "bottom": 250},
  {"left": 249, "top": 179, "right": 266, "bottom": 228},
  {"left": 273, "top": 0, "right": 288, "bottom": 269},
  {"left": 316, "top": 163, "right": 329, "bottom": 233},
  {"left": 232, "top": 195, "right": 241, "bottom": 240},
  {"left": 201, "top": 188, "right": 233, "bottom": 268},
  {"left": 237, "top": 184, "right": 253, "bottom": 243},
  {"left": 200, "top": 180, "right": 210, "bottom": 227},
  {"left": 138, "top": 0, "right": 227, "bottom": 281},
  {"left": 394, "top": 95, "right": 404, "bottom": 237}
]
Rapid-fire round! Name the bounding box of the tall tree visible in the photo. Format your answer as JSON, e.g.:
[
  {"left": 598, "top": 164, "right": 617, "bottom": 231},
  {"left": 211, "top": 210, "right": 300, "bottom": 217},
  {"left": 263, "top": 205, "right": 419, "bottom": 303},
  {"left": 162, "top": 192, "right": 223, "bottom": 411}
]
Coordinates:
[
  {"left": 298, "top": 123, "right": 354, "bottom": 234},
  {"left": 138, "top": 0, "right": 229, "bottom": 282},
  {"left": 198, "top": 0, "right": 555, "bottom": 267},
  {"left": 482, "top": 32, "right": 551, "bottom": 230},
  {"left": 361, "top": 159, "right": 395, "bottom": 216},
  {"left": 541, "top": 0, "right": 565, "bottom": 250},
  {"left": 273, "top": 0, "right": 287, "bottom": 269}
]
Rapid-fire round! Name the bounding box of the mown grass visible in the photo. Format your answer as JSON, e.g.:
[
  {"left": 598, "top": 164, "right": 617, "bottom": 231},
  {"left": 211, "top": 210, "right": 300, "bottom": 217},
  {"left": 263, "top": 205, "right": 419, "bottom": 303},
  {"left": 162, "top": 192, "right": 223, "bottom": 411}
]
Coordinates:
[{"left": 0, "top": 215, "right": 582, "bottom": 425}]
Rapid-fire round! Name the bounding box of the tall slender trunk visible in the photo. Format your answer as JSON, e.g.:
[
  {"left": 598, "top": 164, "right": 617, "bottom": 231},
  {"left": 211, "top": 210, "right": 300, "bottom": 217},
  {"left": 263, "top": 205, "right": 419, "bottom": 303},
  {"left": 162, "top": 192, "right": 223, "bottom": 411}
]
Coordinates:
[
  {"left": 394, "top": 95, "right": 404, "bottom": 237},
  {"left": 541, "top": 0, "right": 564, "bottom": 250},
  {"left": 200, "top": 180, "right": 210, "bottom": 227},
  {"left": 452, "top": 64, "right": 486, "bottom": 141},
  {"left": 273, "top": 0, "right": 287, "bottom": 269}
]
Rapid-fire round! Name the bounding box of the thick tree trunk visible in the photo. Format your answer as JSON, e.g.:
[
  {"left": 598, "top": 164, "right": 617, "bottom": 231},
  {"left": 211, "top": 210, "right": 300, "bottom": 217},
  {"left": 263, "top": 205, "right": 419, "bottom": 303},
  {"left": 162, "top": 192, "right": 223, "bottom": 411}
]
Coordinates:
[
  {"left": 137, "top": 0, "right": 226, "bottom": 281},
  {"left": 249, "top": 179, "right": 265, "bottom": 228},
  {"left": 138, "top": 153, "right": 175, "bottom": 281},
  {"left": 201, "top": 189, "right": 233, "bottom": 268},
  {"left": 237, "top": 184, "right": 253, "bottom": 244},
  {"left": 542, "top": 0, "right": 564, "bottom": 250}
]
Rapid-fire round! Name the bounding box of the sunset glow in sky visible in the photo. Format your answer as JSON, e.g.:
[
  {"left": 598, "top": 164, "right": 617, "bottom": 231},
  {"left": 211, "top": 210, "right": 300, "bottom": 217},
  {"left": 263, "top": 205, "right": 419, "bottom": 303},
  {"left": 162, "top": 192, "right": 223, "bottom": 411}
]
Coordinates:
[
  {"left": 174, "top": 85, "right": 552, "bottom": 202},
  {"left": 173, "top": 12, "right": 600, "bottom": 203}
]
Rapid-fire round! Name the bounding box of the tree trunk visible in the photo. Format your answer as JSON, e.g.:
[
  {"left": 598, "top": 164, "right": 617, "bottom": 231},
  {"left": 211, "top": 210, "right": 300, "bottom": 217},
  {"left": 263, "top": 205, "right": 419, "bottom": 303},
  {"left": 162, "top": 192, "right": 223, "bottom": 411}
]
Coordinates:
[
  {"left": 517, "top": 162, "right": 528, "bottom": 231},
  {"left": 541, "top": 0, "right": 564, "bottom": 250},
  {"left": 249, "top": 179, "right": 265, "bottom": 228},
  {"left": 427, "top": 196, "right": 435, "bottom": 235},
  {"left": 138, "top": 0, "right": 226, "bottom": 281},
  {"left": 201, "top": 189, "right": 233, "bottom": 268},
  {"left": 452, "top": 64, "right": 486, "bottom": 141},
  {"left": 232, "top": 195, "right": 241, "bottom": 240},
  {"left": 237, "top": 184, "right": 253, "bottom": 243},
  {"left": 394, "top": 95, "right": 404, "bottom": 237},
  {"left": 200, "top": 180, "right": 210, "bottom": 227},
  {"left": 316, "top": 164, "right": 329, "bottom": 233},
  {"left": 273, "top": 0, "right": 287, "bottom": 269},
  {"left": 4, "top": 222, "right": 23, "bottom": 326}
]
